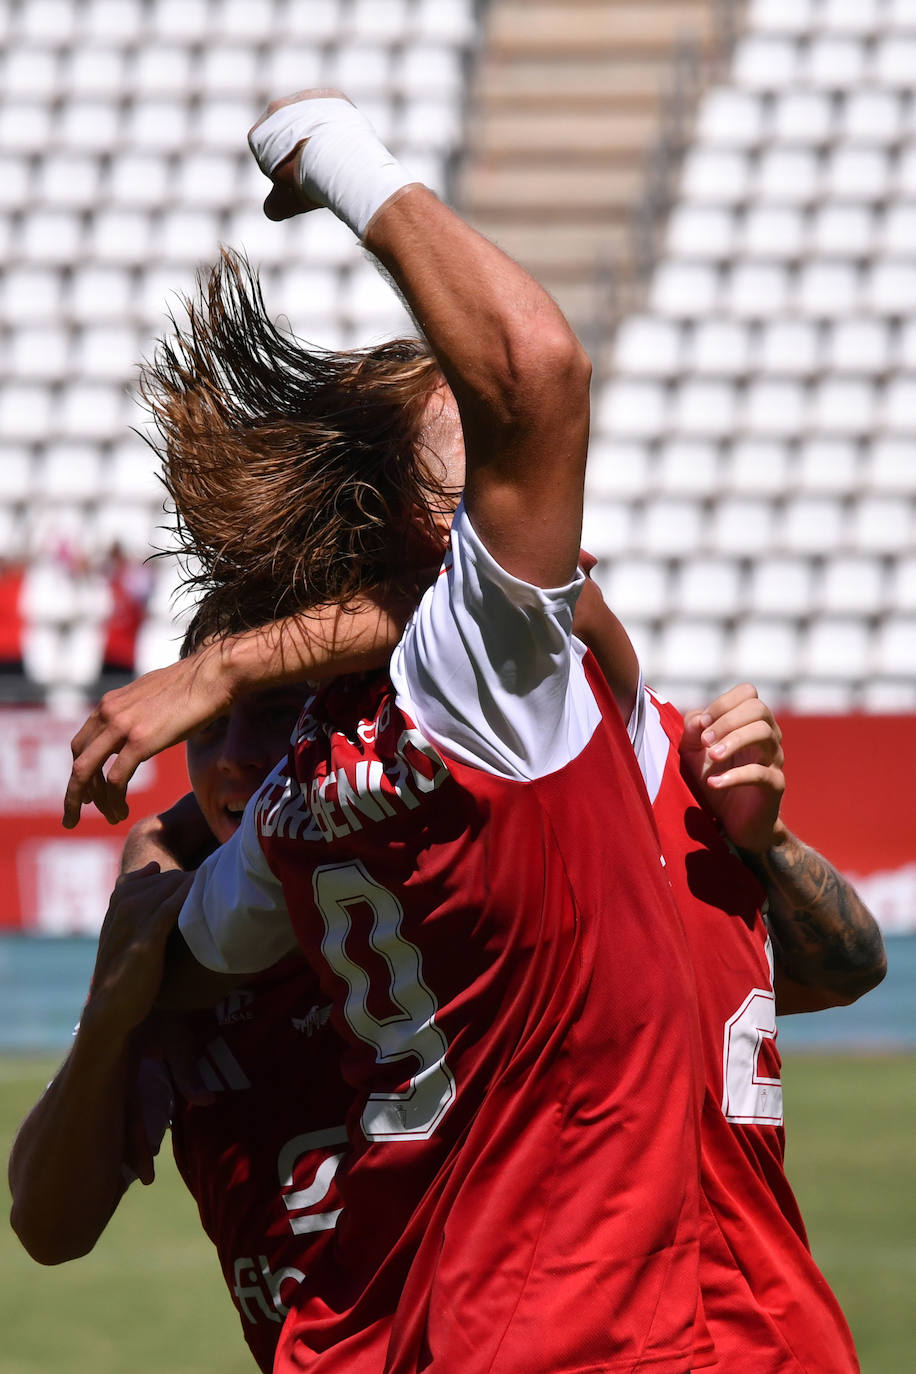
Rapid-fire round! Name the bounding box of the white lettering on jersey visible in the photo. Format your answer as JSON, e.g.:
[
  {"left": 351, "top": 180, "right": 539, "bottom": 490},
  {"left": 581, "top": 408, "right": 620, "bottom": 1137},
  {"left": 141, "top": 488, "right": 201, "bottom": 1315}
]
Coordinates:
[
  {"left": 721, "top": 937, "right": 784, "bottom": 1126},
  {"left": 233, "top": 1256, "right": 283, "bottom": 1324},
  {"left": 301, "top": 729, "right": 449, "bottom": 843},
  {"left": 312, "top": 861, "right": 456, "bottom": 1141},
  {"left": 232, "top": 1254, "right": 307, "bottom": 1323},
  {"left": 278, "top": 1125, "right": 348, "bottom": 1236}
]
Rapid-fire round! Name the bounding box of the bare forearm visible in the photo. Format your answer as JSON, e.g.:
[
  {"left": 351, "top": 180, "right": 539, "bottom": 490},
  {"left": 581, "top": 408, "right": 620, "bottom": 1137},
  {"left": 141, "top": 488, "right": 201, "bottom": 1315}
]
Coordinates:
[
  {"left": 9, "top": 1010, "right": 133, "bottom": 1264},
  {"left": 216, "top": 600, "right": 406, "bottom": 696},
  {"left": 366, "top": 190, "right": 591, "bottom": 586},
  {"left": 739, "top": 823, "right": 887, "bottom": 1009}
]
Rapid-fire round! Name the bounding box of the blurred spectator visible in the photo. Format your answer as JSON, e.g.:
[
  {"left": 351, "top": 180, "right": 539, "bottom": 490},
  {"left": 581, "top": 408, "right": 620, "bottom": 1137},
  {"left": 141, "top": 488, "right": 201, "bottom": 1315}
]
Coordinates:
[
  {"left": 98, "top": 542, "right": 154, "bottom": 687},
  {"left": 0, "top": 556, "right": 28, "bottom": 696}
]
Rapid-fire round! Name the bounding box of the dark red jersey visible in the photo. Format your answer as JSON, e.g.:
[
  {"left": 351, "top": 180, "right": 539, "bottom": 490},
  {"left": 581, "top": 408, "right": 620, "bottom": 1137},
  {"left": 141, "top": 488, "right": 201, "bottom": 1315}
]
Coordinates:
[
  {"left": 149, "top": 958, "right": 353, "bottom": 1373},
  {"left": 643, "top": 691, "right": 859, "bottom": 1374}
]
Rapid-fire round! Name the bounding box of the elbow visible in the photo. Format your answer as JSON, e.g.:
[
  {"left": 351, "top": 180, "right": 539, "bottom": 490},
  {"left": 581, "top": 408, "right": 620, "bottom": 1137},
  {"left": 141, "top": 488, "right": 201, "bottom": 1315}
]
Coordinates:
[
  {"left": 839, "top": 947, "right": 888, "bottom": 1004},
  {"left": 9, "top": 1202, "right": 97, "bottom": 1267},
  {"left": 497, "top": 318, "right": 592, "bottom": 429}
]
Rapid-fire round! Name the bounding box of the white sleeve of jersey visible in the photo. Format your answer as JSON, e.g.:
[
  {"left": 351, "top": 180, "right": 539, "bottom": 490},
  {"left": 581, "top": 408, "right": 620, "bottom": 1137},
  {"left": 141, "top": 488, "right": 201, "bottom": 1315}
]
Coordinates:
[
  {"left": 178, "top": 772, "right": 298, "bottom": 975},
  {"left": 629, "top": 685, "right": 673, "bottom": 807},
  {"left": 390, "top": 500, "right": 601, "bottom": 780}
]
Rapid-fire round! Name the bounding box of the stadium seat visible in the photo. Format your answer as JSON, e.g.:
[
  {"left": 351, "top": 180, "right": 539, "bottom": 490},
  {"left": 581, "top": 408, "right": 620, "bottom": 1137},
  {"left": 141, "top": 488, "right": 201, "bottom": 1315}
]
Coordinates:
[
  {"left": 613, "top": 316, "right": 683, "bottom": 377},
  {"left": 688, "top": 318, "right": 751, "bottom": 375},
  {"left": 650, "top": 262, "right": 721, "bottom": 318},
  {"left": 802, "top": 617, "right": 872, "bottom": 680},
  {"left": 696, "top": 88, "right": 766, "bottom": 147},
  {"left": 820, "top": 556, "right": 886, "bottom": 615},
  {"left": 781, "top": 495, "right": 847, "bottom": 553},
  {"left": 769, "top": 89, "right": 833, "bottom": 143},
  {"left": 596, "top": 381, "right": 667, "bottom": 439},
  {"left": 642, "top": 499, "right": 706, "bottom": 558},
  {"left": 732, "top": 35, "right": 800, "bottom": 90},
  {"left": 730, "top": 617, "right": 799, "bottom": 682},
  {"left": 708, "top": 496, "right": 776, "bottom": 556},
  {"left": 580, "top": 500, "right": 637, "bottom": 558},
  {"left": 585, "top": 438, "right": 653, "bottom": 500},
  {"left": 796, "top": 437, "right": 861, "bottom": 493},
  {"left": 725, "top": 438, "right": 792, "bottom": 495},
  {"left": 656, "top": 438, "right": 721, "bottom": 495},
  {"left": 747, "top": 556, "right": 815, "bottom": 616},
  {"left": 667, "top": 204, "right": 737, "bottom": 260},
  {"left": 740, "top": 204, "right": 806, "bottom": 259},
  {"left": 655, "top": 619, "right": 728, "bottom": 684},
  {"left": 756, "top": 319, "right": 821, "bottom": 376},
  {"left": 809, "top": 202, "right": 875, "bottom": 257},
  {"left": 673, "top": 558, "right": 744, "bottom": 618},
  {"left": 597, "top": 558, "right": 670, "bottom": 620},
  {"left": 746, "top": 0, "right": 815, "bottom": 36}
]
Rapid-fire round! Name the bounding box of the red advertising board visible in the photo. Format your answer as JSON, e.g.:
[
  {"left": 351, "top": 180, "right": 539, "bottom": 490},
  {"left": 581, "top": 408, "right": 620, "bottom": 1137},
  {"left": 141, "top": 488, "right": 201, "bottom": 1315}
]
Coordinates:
[
  {"left": 0, "top": 708, "right": 913, "bottom": 935},
  {"left": 0, "top": 708, "right": 189, "bottom": 934}
]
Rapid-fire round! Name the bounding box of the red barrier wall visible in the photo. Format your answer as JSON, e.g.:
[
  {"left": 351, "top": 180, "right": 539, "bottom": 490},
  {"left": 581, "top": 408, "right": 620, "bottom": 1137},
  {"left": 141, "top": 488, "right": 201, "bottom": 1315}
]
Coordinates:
[
  {"left": 1, "top": 709, "right": 914, "bottom": 935},
  {"left": 0, "top": 709, "right": 190, "bottom": 933}
]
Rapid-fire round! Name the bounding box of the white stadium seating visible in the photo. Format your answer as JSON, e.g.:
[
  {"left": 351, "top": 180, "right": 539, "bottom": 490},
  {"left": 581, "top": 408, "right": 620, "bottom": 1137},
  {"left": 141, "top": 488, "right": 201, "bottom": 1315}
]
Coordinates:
[
  {"left": 0, "top": 0, "right": 480, "bottom": 697},
  {"left": 593, "top": 0, "right": 916, "bottom": 707}
]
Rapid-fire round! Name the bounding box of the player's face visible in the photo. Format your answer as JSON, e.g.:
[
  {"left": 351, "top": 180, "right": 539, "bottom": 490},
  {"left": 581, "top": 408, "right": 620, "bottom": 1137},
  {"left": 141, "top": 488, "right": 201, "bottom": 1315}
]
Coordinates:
[{"left": 185, "top": 685, "right": 306, "bottom": 844}]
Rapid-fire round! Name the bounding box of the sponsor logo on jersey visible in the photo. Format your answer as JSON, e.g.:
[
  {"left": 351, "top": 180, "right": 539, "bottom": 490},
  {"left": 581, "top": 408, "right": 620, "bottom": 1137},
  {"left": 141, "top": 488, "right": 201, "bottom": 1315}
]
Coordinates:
[{"left": 215, "top": 987, "right": 256, "bottom": 1025}]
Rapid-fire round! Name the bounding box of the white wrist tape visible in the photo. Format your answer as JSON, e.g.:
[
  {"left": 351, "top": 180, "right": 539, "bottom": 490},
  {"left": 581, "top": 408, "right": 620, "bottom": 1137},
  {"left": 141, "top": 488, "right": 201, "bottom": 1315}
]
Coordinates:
[{"left": 248, "top": 95, "right": 419, "bottom": 239}]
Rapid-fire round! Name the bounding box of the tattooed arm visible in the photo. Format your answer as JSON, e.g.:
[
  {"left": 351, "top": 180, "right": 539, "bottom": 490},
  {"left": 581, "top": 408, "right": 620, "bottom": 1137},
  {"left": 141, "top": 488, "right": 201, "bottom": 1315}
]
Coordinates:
[{"left": 737, "top": 821, "right": 887, "bottom": 1015}]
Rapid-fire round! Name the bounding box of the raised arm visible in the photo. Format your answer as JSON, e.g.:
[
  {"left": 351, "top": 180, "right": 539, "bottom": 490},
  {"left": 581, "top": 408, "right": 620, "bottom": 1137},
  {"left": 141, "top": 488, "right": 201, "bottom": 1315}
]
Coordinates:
[
  {"left": 682, "top": 685, "right": 886, "bottom": 1013},
  {"left": 8, "top": 864, "right": 189, "bottom": 1263},
  {"left": 251, "top": 89, "right": 592, "bottom": 589}
]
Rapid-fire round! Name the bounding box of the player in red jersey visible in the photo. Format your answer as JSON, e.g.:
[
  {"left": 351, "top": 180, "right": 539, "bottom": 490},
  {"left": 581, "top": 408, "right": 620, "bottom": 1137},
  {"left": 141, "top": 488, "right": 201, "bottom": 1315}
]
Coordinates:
[
  {"left": 575, "top": 574, "right": 884, "bottom": 1374},
  {"left": 9, "top": 671, "right": 358, "bottom": 1374},
  {"left": 76, "top": 90, "right": 712, "bottom": 1374}
]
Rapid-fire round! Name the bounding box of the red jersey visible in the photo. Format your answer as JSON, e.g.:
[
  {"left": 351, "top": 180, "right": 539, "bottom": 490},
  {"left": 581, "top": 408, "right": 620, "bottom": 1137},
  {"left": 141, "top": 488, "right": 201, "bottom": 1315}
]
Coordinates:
[
  {"left": 181, "top": 506, "right": 711, "bottom": 1374},
  {"left": 642, "top": 690, "right": 859, "bottom": 1374},
  {"left": 142, "top": 958, "right": 353, "bottom": 1374}
]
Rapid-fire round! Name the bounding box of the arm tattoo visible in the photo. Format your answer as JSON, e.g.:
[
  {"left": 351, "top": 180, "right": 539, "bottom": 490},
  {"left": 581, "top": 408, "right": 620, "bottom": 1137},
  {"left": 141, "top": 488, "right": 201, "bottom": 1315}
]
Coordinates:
[{"left": 738, "top": 831, "right": 886, "bottom": 996}]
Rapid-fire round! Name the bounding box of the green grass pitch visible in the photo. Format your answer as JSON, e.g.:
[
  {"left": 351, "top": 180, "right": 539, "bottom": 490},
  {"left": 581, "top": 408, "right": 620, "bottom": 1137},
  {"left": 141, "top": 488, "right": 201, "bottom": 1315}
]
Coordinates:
[{"left": 1, "top": 1052, "right": 914, "bottom": 1373}]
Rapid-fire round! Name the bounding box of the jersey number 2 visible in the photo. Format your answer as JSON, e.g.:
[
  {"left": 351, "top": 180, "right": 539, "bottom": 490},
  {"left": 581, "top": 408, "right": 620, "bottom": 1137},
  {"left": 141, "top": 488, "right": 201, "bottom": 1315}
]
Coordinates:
[
  {"left": 313, "top": 860, "right": 456, "bottom": 1142},
  {"left": 721, "top": 984, "right": 783, "bottom": 1126}
]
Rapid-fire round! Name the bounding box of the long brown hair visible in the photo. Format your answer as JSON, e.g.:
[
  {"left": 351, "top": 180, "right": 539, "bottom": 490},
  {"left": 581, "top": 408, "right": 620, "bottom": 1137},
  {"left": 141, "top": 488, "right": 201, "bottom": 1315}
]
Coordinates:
[{"left": 142, "top": 249, "right": 450, "bottom": 639}]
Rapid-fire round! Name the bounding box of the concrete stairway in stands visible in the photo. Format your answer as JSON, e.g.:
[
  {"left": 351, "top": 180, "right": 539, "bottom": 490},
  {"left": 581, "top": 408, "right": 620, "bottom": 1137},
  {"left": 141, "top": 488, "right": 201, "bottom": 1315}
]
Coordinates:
[{"left": 458, "top": 0, "right": 726, "bottom": 342}]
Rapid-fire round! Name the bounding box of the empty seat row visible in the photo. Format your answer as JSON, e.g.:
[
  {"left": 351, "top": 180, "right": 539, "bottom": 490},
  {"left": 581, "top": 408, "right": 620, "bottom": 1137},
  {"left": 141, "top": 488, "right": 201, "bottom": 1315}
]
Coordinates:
[
  {"left": 650, "top": 259, "right": 916, "bottom": 319},
  {"left": 597, "top": 375, "right": 916, "bottom": 437},
  {"left": 748, "top": 0, "right": 916, "bottom": 38},
  {"left": 0, "top": 85, "right": 463, "bottom": 160},
  {"left": 667, "top": 201, "right": 916, "bottom": 262},
  {"left": 595, "top": 552, "right": 916, "bottom": 619},
  {"left": 614, "top": 313, "right": 916, "bottom": 378},
  {"left": 733, "top": 32, "right": 916, "bottom": 92},
  {"left": 597, "top": 610, "right": 916, "bottom": 689},
  {"left": 698, "top": 85, "right": 916, "bottom": 148},
  {"left": 586, "top": 431, "right": 916, "bottom": 496},
  {"left": 681, "top": 143, "right": 916, "bottom": 205},
  {"left": 5, "top": 0, "right": 476, "bottom": 46},
  {"left": 580, "top": 492, "right": 915, "bottom": 558}
]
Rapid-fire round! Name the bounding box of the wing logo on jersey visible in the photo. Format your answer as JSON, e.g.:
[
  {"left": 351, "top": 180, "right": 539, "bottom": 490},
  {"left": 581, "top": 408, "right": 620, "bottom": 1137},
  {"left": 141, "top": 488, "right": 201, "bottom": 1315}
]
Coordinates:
[{"left": 291, "top": 1003, "right": 332, "bottom": 1037}]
